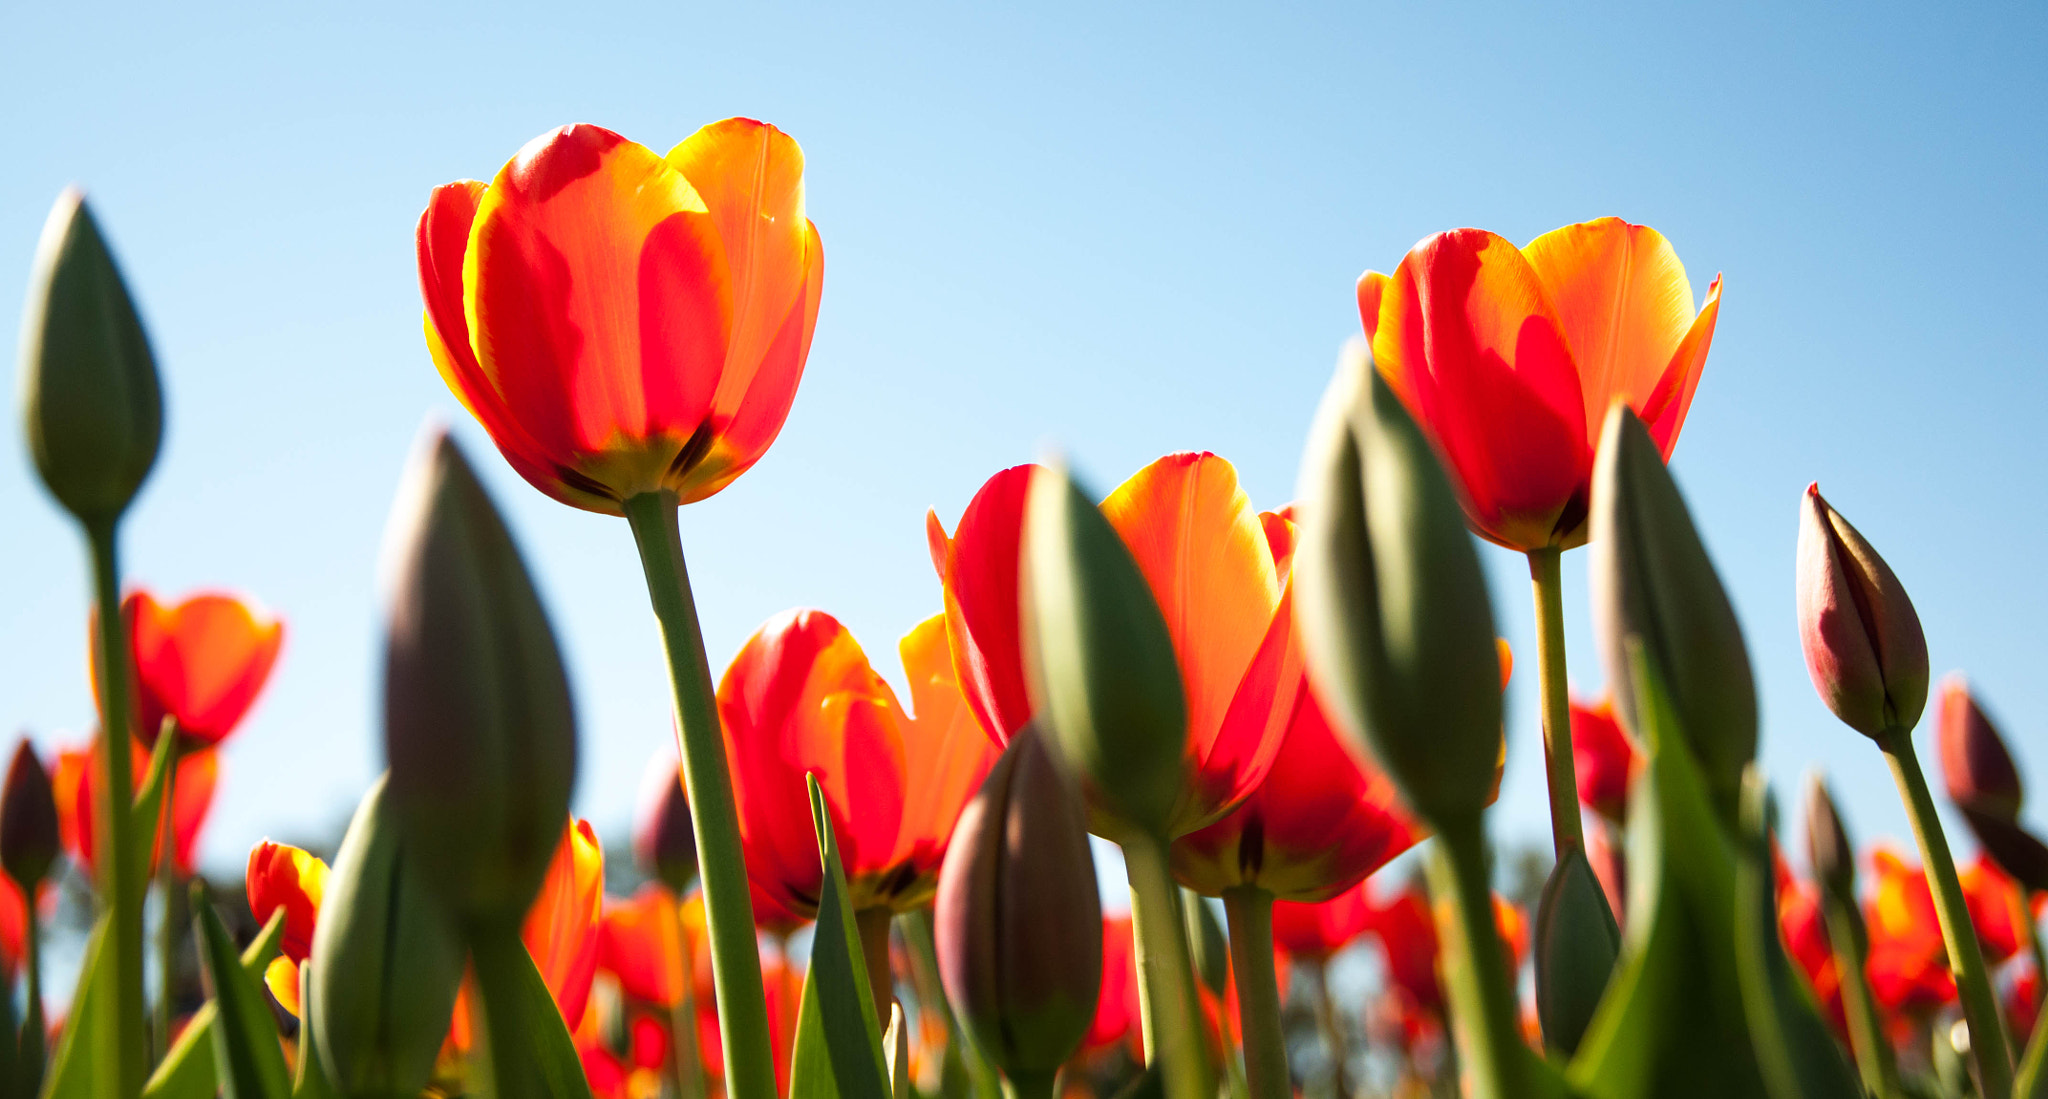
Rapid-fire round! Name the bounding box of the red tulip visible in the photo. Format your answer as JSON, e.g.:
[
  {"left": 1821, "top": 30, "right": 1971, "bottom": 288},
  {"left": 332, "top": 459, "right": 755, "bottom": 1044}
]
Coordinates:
[
  {"left": 1570, "top": 694, "right": 1637, "bottom": 824},
  {"left": 418, "top": 120, "right": 823, "bottom": 513},
  {"left": 2007, "top": 965, "right": 2041, "bottom": 1048},
  {"left": 1082, "top": 913, "right": 1142, "bottom": 1055},
  {"left": 1864, "top": 846, "right": 1956, "bottom": 1017},
  {"left": 596, "top": 883, "right": 689, "bottom": 1008},
  {"left": 1358, "top": 219, "right": 1721, "bottom": 551},
  {"left": 246, "top": 841, "right": 328, "bottom": 1014},
  {"left": 931, "top": 453, "right": 1296, "bottom": 836},
  {"left": 1, "top": 739, "right": 60, "bottom": 892},
  {"left": 53, "top": 737, "right": 215, "bottom": 877},
  {"left": 1272, "top": 880, "right": 1376, "bottom": 960},
  {"left": 1958, "top": 855, "right": 2026, "bottom": 967},
  {"left": 1776, "top": 878, "right": 1847, "bottom": 1035},
  {"left": 0, "top": 875, "right": 29, "bottom": 980},
  {"left": 1796, "top": 485, "right": 1929, "bottom": 741},
  {"left": 1364, "top": 883, "right": 1528, "bottom": 1019},
  {"left": 1938, "top": 676, "right": 2024, "bottom": 820},
  {"left": 94, "top": 589, "right": 283, "bottom": 748},
  {"left": 719, "top": 610, "right": 997, "bottom": 918}
]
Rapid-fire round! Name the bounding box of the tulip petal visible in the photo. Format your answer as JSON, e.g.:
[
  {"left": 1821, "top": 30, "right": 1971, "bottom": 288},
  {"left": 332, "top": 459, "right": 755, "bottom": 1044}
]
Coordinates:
[
  {"left": 419, "top": 180, "right": 489, "bottom": 415},
  {"left": 1638, "top": 274, "right": 1721, "bottom": 459},
  {"left": 523, "top": 819, "right": 605, "bottom": 1030},
  {"left": 937, "top": 466, "right": 1039, "bottom": 746},
  {"left": 896, "top": 615, "right": 1000, "bottom": 876},
  {"left": 125, "top": 590, "right": 285, "bottom": 747}
]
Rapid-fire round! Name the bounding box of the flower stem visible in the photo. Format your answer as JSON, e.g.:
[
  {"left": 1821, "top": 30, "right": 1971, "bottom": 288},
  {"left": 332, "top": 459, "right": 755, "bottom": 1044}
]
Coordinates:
[
  {"left": 153, "top": 737, "right": 180, "bottom": 1064},
  {"left": 1424, "top": 815, "right": 1529, "bottom": 1099},
  {"left": 1527, "top": 548, "right": 1585, "bottom": 859},
  {"left": 623, "top": 492, "right": 776, "bottom": 1099},
  {"left": 1818, "top": 889, "right": 1902, "bottom": 1099},
  {"left": 1879, "top": 725, "right": 2013, "bottom": 1098},
  {"left": 1122, "top": 830, "right": 1215, "bottom": 1099},
  {"left": 22, "top": 891, "right": 46, "bottom": 1086},
  {"left": 1222, "top": 887, "right": 1289, "bottom": 1099},
  {"left": 86, "top": 519, "right": 147, "bottom": 1097},
  {"left": 856, "top": 906, "right": 897, "bottom": 1025},
  {"left": 903, "top": 907, "right": 1000, "bottom": 1099}
]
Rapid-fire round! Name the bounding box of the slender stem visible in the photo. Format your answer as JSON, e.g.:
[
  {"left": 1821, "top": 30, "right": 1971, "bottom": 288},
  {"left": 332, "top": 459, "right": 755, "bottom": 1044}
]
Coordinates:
[
  {"left": 1818, "top": 890, "right": 1902, "bottom": 1099},
  {"left": 999, "top": 1069, "right": 1057, "bottom": 1099},
  {"left": 1527, "top": 548, "right": 1585, "bottom": 859},
  {"left": 1121, "top": 830, "right": 1216, "bottom": 1099},
  {"left": 87, "top": 520, "right": 147, "bottom": 1097},
  {"left": 153, "top": 738, "right": 180, "bottom": 1063},
  {"left": 1879, "top": 726, "right": 2013, "bottom": 1098},
  {"left": 1308, "top": 957, "right": 1350, "bottom": 1099},
  {"left": 903, "top": 908, "right": 1000, "bottom": 1099},
  {"left": 623, "top": 491, "right": 777, "bottom": 1099},
  {"left": 671, "top": 892, "right": 705, "bottom": 1099},
  {"left": 1223, "top": 887, "right": 1289, "bottom": 1099},
  {"left": 23, "top": 890, "right": 46, "bottom": 1081},
  {"left": 856, "top": 906, "right": 897, "bottom": 1025},
  {"left": 1424, "top": 816, "right": 1529, "bottom": 1099},
  {"left": 2027, "top": 890, "right": 2047, "bottom": 1013}
]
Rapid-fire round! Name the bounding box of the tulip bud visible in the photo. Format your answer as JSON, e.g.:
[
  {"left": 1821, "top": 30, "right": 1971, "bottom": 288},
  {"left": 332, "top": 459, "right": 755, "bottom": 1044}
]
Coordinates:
[
  {"left": 1589, "top": 404, "right": 1755, "bottom": 819},
  {"left": 17, "top": 189, "right": 162, "bottom": 524},
  {"left": 1021, "top": 463, "right": 1187, "bottom": 838},
  {"left": 1294, "top": 342, "right": 1503, "bottom": 826},
  {"left": 380, "top": 428, "right": 576, "bottom": 929},
  {"left": 1803, "top": 774, "right": 1856, "bottom": 901},
  {"left": 633, "top": 749, "right": 697, "bottom": 894},
  {"left": 1937, "top": 677, "right": 2022, "bottom": 820},
  {"left": 0, "top": 739, "right": 58, "bottom": 891},
  {"left": 1533, "top": 844, "right": 1619, "bottom": 1057},
  {"left": 309, "top": 775, "right": 468, "bottom": 1098},
  {"left": 1183, "top": 889, "right": 1229, "bottom": 998},
  {"left": 935, "top": 727, "right": 1102, "bottom": 1079},
  {"left": 1796, "top": 485, "right": 1929, "bottom": 740}
]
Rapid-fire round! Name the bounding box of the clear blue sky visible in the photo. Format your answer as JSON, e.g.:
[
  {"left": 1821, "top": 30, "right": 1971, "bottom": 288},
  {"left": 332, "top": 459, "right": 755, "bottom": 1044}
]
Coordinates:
[{"left": 3, "top": 2, "right": 2044, "bottom": 882}]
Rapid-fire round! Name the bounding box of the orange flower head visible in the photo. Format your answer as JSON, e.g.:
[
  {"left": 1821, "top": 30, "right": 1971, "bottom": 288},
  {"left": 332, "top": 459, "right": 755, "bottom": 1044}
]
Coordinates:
[
  {"left": 1359, "top": 218, "right": 1722, "bottom": 551},
  {"left": 53, "top": 736, "right": 216, "bottom": 877},
  {"left": 1958, "top": 854, "right": 2026, "bottom": 966},
  {"left": 246, "top": 841, "right": 328, "bottom": 964},
  {"left": 1776, "top": 878, "right": 1848, "bottom": 1035},
  {"left": 596, "top": 883, "right": 687, "bottom": 1008},
  {"left": 95, "top": 589, "right": 283, "bottom": 749},
  {"left": 719, "top": 609, "right": 997, "bottom": 919},
  {"left": 932, "top": 453, "right": 1297, "bottom": 837},
  {"left": 523, "top": 818, "right": 605, "bottom": 1030},
  {"left": 0, "top": 875, "right": 28, "bottom": 980},
  {"left": 1864, "top": 846, "right": 1956, "bottom": 1016},
  {"left": 1570, "top": 694, "right": 1637, "bottom": 824},
  {"left": 418, "top": 120, "right": 824, "bottom": 514}
]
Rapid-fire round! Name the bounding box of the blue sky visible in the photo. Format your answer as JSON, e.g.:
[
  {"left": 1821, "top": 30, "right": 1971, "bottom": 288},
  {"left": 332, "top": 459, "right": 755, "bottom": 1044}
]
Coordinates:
[{"left": 3, "top": 2, "right": 2044, "bottom": 883}]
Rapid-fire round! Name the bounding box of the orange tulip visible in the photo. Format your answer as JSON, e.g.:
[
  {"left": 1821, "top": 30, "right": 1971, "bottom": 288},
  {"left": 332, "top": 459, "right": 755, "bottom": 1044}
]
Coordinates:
[
  {"left": 1958, "top": 854, "right": 2027, "bottom": 967},
  {"left": 719, "top": 610, "right": 997, "bottom": 918},
  {"left": 246, "top": 841, "right": 328, "bottom": 1014},
  {"left": 90, "top": 589, "right": 283, "bottom": 749},
  {"left": 1570, "top": 694, "right": 1637, "bottom": 825},
  {"left": 931, "top": 453, "right": 1296, "bottom": 836},
  {"left": 1864, "top": 846, "right": 1956, "bottom": 1017},
  {"left": 1358, "top": 218, "right": 1722, "bottom": 551},
  {"left": 53, "top": 737, "right": 215, "bottom": 877},
  {"left": 1776, "top": 878, "right": 1848, "bottom": 1035},
  {"left": 418, "top": 120, "right": 823, "bottom": 513},
  {"left": 596, "top": 883, "right": 689, "bottom": 1008}
]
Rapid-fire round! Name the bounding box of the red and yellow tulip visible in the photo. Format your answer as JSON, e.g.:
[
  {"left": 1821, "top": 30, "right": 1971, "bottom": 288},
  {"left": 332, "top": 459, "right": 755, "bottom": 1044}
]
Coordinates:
[
  {"left": 418, "top": 120, "right": 823, "bottom": 513},
  {"left": 1358, "top": 218, "right": 1722, "bottom": 551},
  {"left": 53, "top": 737, "right": 215, "bottom": 877}
]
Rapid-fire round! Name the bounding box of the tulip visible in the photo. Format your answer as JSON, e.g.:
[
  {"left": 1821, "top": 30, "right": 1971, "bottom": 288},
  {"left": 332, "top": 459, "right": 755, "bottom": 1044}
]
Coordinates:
[
  {"left": 1570, "top": 695, "right": 1636, "bottom": 826},
  {"left": 1797, "top": 485, "right": 1929, "bottom": 741},
  {"left": 1082, "top": 914, "right": 1141, "bottom": 1057},
  {"left": 1803, "top": 776, "right": 1856, "bottom": 903},
  {"left": 1864, "top": 847, "right": 1956, "bottom": 1019},
  {"left": 597, "top": 884, "right": 690, "bottom": 1008},
  {"left": 1777, "top": 880, "right": 1845, "bottom": 1033},
  {"left": 1936, "top": 677, "right": 2048, "bottom": 892},
  {"left": 635, "top": 750, "right": 698, "bottom": 895},
  {"left": 1796, "top": 777, "right": 1901, "bottom": 1097},
  {"left": 246, "top": 840, "right": 328, "bottom": 1013},
  {"left": 934, "top": 729, "right": 1102, "bottom": 1096},
  {"left": 1364, "top": 884, "right": 1529, "bottom": 1022},
  {"left": 100, "top": 589, "right": 284, "bottom": 750},
  {"left": 1271, "top": 882, "right": 1375, "bottom": 961},
  {"left": 1, "top": 741, "right": 59, "bottom": 896},
  {"left": 516, "top": 818, "right": 606, "bottom": 1030},
  {"left": 52, "top": 737, "right": 215, "bottom": 878}
]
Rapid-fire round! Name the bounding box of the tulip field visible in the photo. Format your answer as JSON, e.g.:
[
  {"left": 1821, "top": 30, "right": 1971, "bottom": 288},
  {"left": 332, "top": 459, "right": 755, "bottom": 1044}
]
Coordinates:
[{"left": 6, "top": 109, "right": 2048, "bottom": 1099}]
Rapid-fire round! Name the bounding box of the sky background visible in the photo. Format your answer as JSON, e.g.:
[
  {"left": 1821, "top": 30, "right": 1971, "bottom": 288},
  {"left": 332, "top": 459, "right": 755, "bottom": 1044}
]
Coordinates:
[{"left": 2, "top": 2, "right": 2045, "bottom": 893}]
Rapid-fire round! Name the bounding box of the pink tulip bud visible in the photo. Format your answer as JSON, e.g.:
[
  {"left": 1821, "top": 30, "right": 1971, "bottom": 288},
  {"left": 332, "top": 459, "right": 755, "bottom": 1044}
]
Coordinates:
[
  {"left": 1796, "top": 484, "right": 1928, "bottom": 740},
  {"left": 1937, "top": 676, "right": 2023, "bottom": 820},
  {"left": 632, "top": 750, "right": 697, "bottom": 894}
]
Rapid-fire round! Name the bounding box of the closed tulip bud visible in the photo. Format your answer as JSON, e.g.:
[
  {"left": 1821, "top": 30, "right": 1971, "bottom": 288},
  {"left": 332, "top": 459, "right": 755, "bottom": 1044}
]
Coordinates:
[
  {"left": 1797, "top": 485, "right": 1929, "bottom": 740},
  {"left": 1937, "top": 677, "right": 2022, "bottom": 820},
  {"left": 1021, "top": 463, "right": 1187, "bottom": 838},
  {"left": 17, "top": 189, "right": 162, "bottom": 524},
  {"left": 633, "top": 750, "right": 697, "bottom": 894},
  {"left": 380, "top": 428, "right": 576, "bottom": 929},
  {"left": 0, "top": 739, "right": 58, "bottom": 891},
  {"left": 1533, "top": 845, "right": 1620, "bottom": 1057},
  {"left": 310, "top": 775, "right": 468, "bottom": 1098},
  {"left": 1183, "top": 889, "right": 1228, "bottom": 998},
  {"left": 935, "top": 727, "right": 1102, "bottom": 1080},
  {"left": 1803, "top": 774, "right": 1856, "bottom": 901},
  {"left": 1589, "top": 404, "right": 1756, "bottom": 819},
  {"left": 1294, "top": 342, "right": 1503, "bottom": 826}
]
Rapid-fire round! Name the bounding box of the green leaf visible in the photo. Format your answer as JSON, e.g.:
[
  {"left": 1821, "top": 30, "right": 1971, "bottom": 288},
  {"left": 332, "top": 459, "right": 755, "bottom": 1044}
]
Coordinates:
[
  {"left": 465, "top": 925, "right": 595, "bottom": 1099},
  {"left": 884, "top": 1004, "right": 910, "bottom": 1099},
  {"left": 1535, "top": 845, "right": 1621, "bottom": 1058},
  {"left": 142, "top": 910, "right": 284, "bottom": 1099},
  {"left": 789, "top": 775, "right": 890, "bottom": 1099},
  {"left": 290, "top": 963, "right": 338, "bottom": 1099},
  {"left": 193, "top": 884, "right": 291, "bottom": 1099},
  {"left": 41, "top": 915, "right": 114, "bottom": 1099},
  {"left": 2016, "top": 1004, "right": 2048, "bottom": 1098},
  {"left": 128, "top": 730, "right": 177, "bottom": 897}
]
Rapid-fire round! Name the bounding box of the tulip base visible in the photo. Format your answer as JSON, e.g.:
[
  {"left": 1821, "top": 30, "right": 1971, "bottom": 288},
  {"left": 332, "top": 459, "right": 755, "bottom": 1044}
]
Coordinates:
[
  {"left": 1121, "top": 831, "right": 1216, "bottom": 1099},
  {"left": 1222, "top": 887, "right": 1289, "bottom": 1099},
  {"left": 1880, "top": 725, "right": 2014, "bottom": 1098},
  {"left": 624, "top": 491, "right": 777, "bottom": 1099},
  {"left": 1528, "top": 548, "right": 1585, "bottom": 859}
]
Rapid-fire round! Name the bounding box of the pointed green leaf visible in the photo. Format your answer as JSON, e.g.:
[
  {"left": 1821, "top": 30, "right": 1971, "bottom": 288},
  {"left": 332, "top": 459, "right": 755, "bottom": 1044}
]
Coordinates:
[
  {"left": 2018, "top": 1004, "right": 2048, "bottom": 1098},
  {"left": 290, "top": 963, "right": 338, "bottom": 1099},
  {"left": 128, "top": 730, "right": 177, "bottom": 897},
  {"left": 192, "top": 884, "right": 291, "bottom": 1099},
  {"left": 789, "top": 775, "right": 890, "bottom": 1099},
  {"left": 42, "top": 915, "right": 114, "bottom": 1099},
  {"left": 142, "top": 910, "right": 284, "bottom": 1099},
  {"left": 465, "top": 926, "right": 596, "bottom": 1099}
]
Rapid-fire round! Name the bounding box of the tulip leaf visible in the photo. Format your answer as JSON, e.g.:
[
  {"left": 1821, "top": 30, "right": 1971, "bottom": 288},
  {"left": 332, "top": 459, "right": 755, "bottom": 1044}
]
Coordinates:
[
  {"left": 465, "top": 926, "right": 596, "bottom": 1099},
  {"left": 291, "top": 962, "right": 339, "bottom": 1099},
  {"left": 42, "top": 915, "right": 114, "bottom": 1099},
  {"left": 193, "top": 884, "right": 292, "bottom": 1099},
  {"left": 128, "top": 729, "right": 178, "bottom": 896},
  {"left": 2019, "top": 1009, "right": 2048, "bottom": 1099},
  {"left": 142, "top": 909, "right": 285, "bottom": 1099},
  {"left": 789, "top": 774, "right": 890, "bottom": 1099}
]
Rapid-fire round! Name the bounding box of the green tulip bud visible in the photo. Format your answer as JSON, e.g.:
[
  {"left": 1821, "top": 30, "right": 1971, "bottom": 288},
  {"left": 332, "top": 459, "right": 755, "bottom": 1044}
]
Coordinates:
[
  {"left": 309, "top": 774, "right": 468, "bottom": 1099},
  {"left": 0, "top": 739, "right": 59, "bottom": 892},
  {"left": 17, "top": 190, "right": 161, "bottom": 524},
  {"left": 1021, "top": 462, "right": 1187, "bottom": 839},
  {"left": 1293, "top": 341, "right": 1503, "bottom": 826},
  {"left": 1533, "top": 844, "right": 1620, "bottom": 1058},
  {"left": 1183, "top": 889, "right": 1229, "bottom": 999},
  {"left": 1588, "top": 404, "right": 1755, "bottom": 821},
  {"left": 380, "top": 427, "right": 576, "bottom": 929}
]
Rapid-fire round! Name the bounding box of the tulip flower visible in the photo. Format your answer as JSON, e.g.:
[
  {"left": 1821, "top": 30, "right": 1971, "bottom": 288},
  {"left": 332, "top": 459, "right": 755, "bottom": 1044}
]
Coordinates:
[
  {"left": 1364, "top": 883, "right": 1529, "bottom": 1023},
  {"left": 1796, "top": 777, "right": 1901, "bottom": 1096},
  {"left": 635, "top": 750, "right": 698, "bottom": 895},
  {"left": 0, "top": 875, "right": 26, "bottom": 979},
  {"left": 1777, "top": 880, "right": 1846, "bottom": 1033},
  {"left": 246, "top": 841, "right": 328, "bottom": 1015},
  {"left": 598, "top": 883, "right": 698, "bottom": 1008},
  {"left": 1272, "top": 881, "right": 1376, "bottom": 961},
  {"left": 1570, "top": 695, "right": 1636, "bottom": 826},
  {"left": 1937, "top": 676, "right": 2048, "bottom": 892},
  {"left": 1, "top": 741, "right": 59, "bottom": 898},
  {"left": 1797, "top": 484, "right": 1929, "bottom": 741},
  {"left": 1082, "top": 914, "right": 1142, "bottom": 1056},
  {"left": 87, "top": 590, "right": 284, "bottom": 751},
  {"left": 2008, "top": 967, "right": 2041, "bottom": 1050},
  {"left": 1864, "top": 847, "right": 1957, "bottom": 1019},
  {"left": 52, "top": 737, "right": 215, "bottom": 878}
]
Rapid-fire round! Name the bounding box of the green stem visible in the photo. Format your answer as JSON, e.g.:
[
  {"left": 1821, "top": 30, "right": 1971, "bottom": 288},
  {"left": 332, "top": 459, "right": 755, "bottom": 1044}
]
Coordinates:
[
  {"left": 999, "top": 1068, "right": 1057, "bottom": 1099},
  {"left": 1819, "top": 890, "right": 1902, "bottom": 1099},
  {"left": 1528, "top": 548, "right": 1585, "bottom": 859},
  {"left": 671, "top": 894, "right": 705, "bottom": 1099},
  {"left": 623, "top": 491, "right": 777, "bottom": 1099},
  {"left": 87, "top": 519, "right": 147, "bottom": 1097},
  {"left": 1308, "top": 957, "right": 1349, "bottom": 1099},
  {"left": 1424, "top": 815, "right": 1529, "bottom": 1099},
  {"left": 153, "top": 738, "right": 179, "bottom": 1063},
  {"left": 903, "top": 907, "right": 1000, "bottom": 1099},
  {"left": 856, "top": 906, "right": 897, "bottom": 1025},
  {"left": 1880, "top": 725, "right": 2014, "bottom": 1098},
  {"left": 1122, "top": 830, "right": 1215, "bottom": 1099},
  {"left": 23, "top": 889, "right": 46, "bottom": 1086},
  {"left": 1222, "top": 887, "right": 1289, "bottom": 1099}
]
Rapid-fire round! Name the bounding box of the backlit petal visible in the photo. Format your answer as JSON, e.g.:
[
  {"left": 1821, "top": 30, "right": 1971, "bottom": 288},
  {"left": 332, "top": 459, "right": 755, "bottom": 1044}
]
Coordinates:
[
  {"left": 1638, "top": 274, "right": 1721, "bottom": 459},
  {"left": 124, "top": 590, "right": 285, "bottom": 747},
  {"left": 935, "top": 466, "right": 1039, "bottom": 746},
  {"left": 894, "top": 615, "right": 1000, "bottom": 882},
  {"left": 247, "top": 841, "right": 328, "bottom": 963},
  {"left": 1522, "top": 218, "right": 1699, "bottom": 436},
  {"left": 523, "top": 818, "right": 605, "bottom": 1030}
]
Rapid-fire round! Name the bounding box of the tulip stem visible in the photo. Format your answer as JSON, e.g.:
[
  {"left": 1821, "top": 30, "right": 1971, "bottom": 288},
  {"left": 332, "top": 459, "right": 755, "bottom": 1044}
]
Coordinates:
[
  {"left": 856, "top": 906, "right": 897, "bottom": 1025},
  {"left": 1818, "top": 887, "right": 1903, "bottom": 1099},
  {"left": 1527, "top": 548, "right": 1585, "bottom": 859},
  {"left": 1122, "top": 831, "right": 1217, "bottom": 1099},
  {"left": 23, "top": 890, "right": 46, "bottom": 1083},
  {"left": 86, "top": 519, "right": 148, "bottom": 1098},
  {"left": 1223, "top": 887, "right": 1290, "bottom": 1099},
  {"left": 624, "top": 492, "right": 777, "bottom": 1099},
  {"left": 1879, "top": 725, "right": 2014, "bottom": 1098},
  {"left": 902, "top": 908, "right": 1001, "bottom": 1099},
  {"left": 1425, "top": 814, "right": 1530, "bottom": 1099},
  {"left": 1308, "top": 957, "right": 1349, "bottom": 1099},
  {"left": 153, "top": 737, "right": 180, "bottom": 1064}
]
